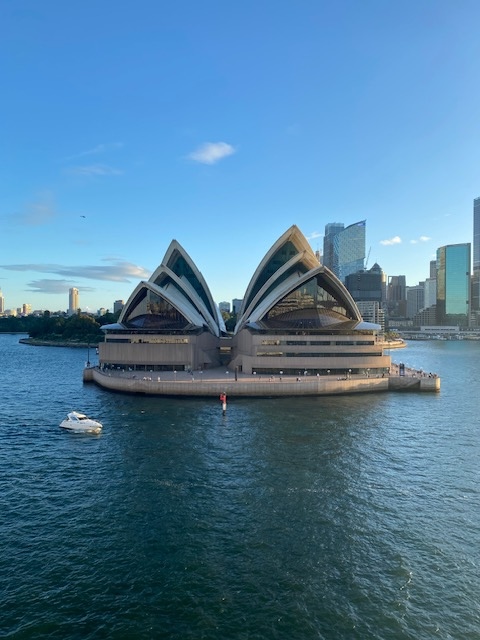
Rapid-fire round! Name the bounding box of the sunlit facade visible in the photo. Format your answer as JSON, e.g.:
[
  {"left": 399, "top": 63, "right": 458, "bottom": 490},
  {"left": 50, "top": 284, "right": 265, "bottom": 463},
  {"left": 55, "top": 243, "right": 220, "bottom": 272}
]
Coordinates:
[
  {"left": 323, "top": 220, "right": 366, "bottom": 283},
  {"left": 99, "top": 240, "right": 226, "bottom": 372},
  {"left": 68, "top": 288, "right": 79, "bottom": 316},
  {"left": 472, "top": 197, "right": 480, "bottom": 315},
  {"left": 99, "top": 227, "right": 391, "bottom": 377},
  {"left": 231, "top": 225, "right": 389, "bottom": 375},
  {"left": 436, "top": 243, "right": 471, "bottom": 326}
]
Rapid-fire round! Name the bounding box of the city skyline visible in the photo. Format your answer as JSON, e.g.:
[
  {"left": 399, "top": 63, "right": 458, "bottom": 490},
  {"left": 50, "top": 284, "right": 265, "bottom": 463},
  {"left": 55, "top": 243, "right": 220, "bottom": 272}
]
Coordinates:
[{"left": 2, "top": 2, "right": 480, "bottom": 311}]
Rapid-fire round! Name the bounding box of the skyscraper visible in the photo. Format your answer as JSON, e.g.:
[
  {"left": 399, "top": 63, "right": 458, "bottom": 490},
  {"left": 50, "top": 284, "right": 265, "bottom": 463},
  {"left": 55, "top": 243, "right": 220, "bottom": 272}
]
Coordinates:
[
  {"left": 472, "top": 197, "right": 480, "bottom": 314},
  {"left": 68, "top": 287, "right": 79, "bottom": 315},
  {"left": 114, "top": 299, "right": 125, "bottom": 314},
  {"left": 436, "top": 243, "right": 471, "bottom": 326},
  {"left": 345, "top": 263, "right": 386, "bottom": 305},
  {"left": 0, "top": 289, "right": 4, "bottom": 314},
  {"left": 387, "top": 275, "right": 407, "bottom": 318},
  {"left": 323, "top": 220, "right": 366, "bottom": 283}
]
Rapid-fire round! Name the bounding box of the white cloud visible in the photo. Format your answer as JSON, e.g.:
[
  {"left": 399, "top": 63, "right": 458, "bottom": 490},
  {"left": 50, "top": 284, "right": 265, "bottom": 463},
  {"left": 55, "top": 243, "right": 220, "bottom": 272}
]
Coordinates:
[
  {"left": 380, "top": 236, "right": 402, "bottom": 246},
  {"left": 187, "top": 142, "right": 236, "bottom": 165},
  {"left": 306, "top": 231, "right": 323, "bottom": 241},
  {"left": 26, "top": 279, "right": 96, "bottom": 295},
  {"left": 0, "top": 260, "right": 150, "bottom": 283},
  {"left": 410, "top": 235, "right": 431, "bottom": 244},
  {"left": 66, "top": 164, "right": 124, "bottom": 177}
]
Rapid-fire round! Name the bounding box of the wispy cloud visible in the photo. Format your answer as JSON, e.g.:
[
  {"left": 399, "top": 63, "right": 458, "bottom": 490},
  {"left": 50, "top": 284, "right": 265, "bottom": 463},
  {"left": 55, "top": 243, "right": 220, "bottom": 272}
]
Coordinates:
[
  {"left": 380, "top": 236, "right": 402, "bottom": 246},
  {"left": 26, "top": 279, "right": 96, "bottom": 295},
  {"left": 64, "top": 142, "right": 124, "bottom": 161},
  {"left": 410, "top": 235, "right": 431, "bottom": 244},
  {"left": 65, "top": 164, "right": 124, "bottom": 177},
  {"left": 187, "top": 142, "right": 236, "bottom": 165},
  {"left": 0, "top": 260, "right": 151, "bottom": 283},
  {"left": 307, "top": 231, "right": 323, "bottom": 241},
  {"left": 6, "top": 192, "right": 57, "bottom": 226}
]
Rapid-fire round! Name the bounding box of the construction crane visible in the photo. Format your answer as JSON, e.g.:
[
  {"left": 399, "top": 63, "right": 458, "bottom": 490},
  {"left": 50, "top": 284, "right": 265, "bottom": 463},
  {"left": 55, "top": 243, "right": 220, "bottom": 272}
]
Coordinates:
[{"left": 364, "top": 246, "right": 371, "bottom": 270}]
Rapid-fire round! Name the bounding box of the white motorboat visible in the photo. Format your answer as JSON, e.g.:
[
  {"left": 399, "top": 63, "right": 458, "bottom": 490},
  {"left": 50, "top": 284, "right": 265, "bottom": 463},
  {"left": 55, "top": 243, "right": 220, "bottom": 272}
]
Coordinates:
[{"left": 60, "top": 411, "right": 102, "bottom": 433}]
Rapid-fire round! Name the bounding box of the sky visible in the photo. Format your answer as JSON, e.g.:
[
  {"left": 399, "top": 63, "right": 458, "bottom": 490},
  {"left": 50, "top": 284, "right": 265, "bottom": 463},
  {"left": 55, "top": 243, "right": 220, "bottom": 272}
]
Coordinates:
[{"left": 2, "top": 0, "right": 480, "bottom": 313}]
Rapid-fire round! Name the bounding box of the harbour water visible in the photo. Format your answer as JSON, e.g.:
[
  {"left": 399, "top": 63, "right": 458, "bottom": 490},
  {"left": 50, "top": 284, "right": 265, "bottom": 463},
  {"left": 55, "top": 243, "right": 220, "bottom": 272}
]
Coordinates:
[{"left": 0, "top": 334, "right": 479, "bottom": 639}]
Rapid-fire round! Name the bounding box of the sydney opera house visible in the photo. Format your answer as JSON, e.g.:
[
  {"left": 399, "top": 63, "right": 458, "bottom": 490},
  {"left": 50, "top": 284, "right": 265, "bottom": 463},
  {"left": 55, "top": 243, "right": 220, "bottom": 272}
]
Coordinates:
[{"left": 98, "top": 226, "right": 393, "bottom": 379}]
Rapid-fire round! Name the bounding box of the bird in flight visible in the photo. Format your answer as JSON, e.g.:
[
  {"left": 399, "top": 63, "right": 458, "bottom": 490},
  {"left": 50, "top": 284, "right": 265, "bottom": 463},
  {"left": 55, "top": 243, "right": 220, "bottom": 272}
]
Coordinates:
[{"left": 80, "top": 215, "right": 86, "bottom": 218}]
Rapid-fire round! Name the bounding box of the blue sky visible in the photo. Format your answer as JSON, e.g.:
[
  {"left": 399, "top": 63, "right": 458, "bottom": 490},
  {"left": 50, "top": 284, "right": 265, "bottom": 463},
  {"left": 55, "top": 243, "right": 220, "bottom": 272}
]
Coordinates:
[{"left": 2, "top": 0, "right": 479, "bottom": 312}]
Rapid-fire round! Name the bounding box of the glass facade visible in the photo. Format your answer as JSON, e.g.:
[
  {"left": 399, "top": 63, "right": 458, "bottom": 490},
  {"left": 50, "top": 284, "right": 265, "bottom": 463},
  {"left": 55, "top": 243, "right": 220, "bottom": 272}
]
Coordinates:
[
  {"left": 436, "top": 244, "right": 471, "bottom": 326},
  {"left": 164, "top": 249, "right": 215, "bottom": 317},
  {"left": 323, "top": 221, "right": 366, "bottom": 283},
  {"left": 243, "top": 240, "right": 300, "bottom": 310},
  {"left": 260, "top": 274, "right": 354, "bottom": 330},
  {"left": 123, "top": 289, "right": 191, "bottom": 330},
  {"left": 472, "top": 198, "right": 480, "bottom": 313}
]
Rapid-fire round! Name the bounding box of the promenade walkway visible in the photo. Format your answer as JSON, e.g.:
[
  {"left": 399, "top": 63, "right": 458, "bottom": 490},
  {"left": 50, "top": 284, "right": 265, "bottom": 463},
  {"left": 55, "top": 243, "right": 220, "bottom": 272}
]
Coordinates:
[{"left": 84, "top": 364, "right": 440, "bottom": 397}]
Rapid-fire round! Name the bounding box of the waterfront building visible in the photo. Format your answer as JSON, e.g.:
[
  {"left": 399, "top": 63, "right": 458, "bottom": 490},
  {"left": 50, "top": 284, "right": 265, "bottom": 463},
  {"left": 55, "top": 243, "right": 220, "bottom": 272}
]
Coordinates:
[
  {"left": 231, "top": 225, "right": 387, "bottom": 376},
  {"left": 68, "top": 288, "right": 79, "bottom": 316},
  {"left": 99, "top": 226, "right": 391, "bottom": 378},
  {"left": 436, "top": 243, "right": 471, "bottom": 327},
  {"left": 322, "top": 220, "right": 366, "bottom": 283},
  {"left": 472, "top": 197, "right": 480, "bottom": 318},
  {"left": 100, "top": 240, "right": 226, "bottom": 372},
  {"left": 413, "top": 305, "right": 437, "bottom": 327},
  {"left": 424, "top": 277, "right": 437, "bottom": 309}
]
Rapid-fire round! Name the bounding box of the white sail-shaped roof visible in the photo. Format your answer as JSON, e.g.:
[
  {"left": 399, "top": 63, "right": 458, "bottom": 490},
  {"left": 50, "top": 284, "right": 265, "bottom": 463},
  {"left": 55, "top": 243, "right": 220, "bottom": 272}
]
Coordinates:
[
  {"left": 234, "top": 226, "right": 364, "bottom": 334},
  {"left": 115, "top": 241, "right": 223, "bottom": 336}
]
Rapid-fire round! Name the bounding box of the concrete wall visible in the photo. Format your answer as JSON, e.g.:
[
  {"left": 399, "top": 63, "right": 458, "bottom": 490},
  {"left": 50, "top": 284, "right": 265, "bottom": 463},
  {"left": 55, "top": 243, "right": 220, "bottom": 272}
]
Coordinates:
[
  {"left": 230, "top": 328, "right": 391, "bottom": 374},
  {"left": 99, "top": 331, "right": 221, "bottom": 370}
]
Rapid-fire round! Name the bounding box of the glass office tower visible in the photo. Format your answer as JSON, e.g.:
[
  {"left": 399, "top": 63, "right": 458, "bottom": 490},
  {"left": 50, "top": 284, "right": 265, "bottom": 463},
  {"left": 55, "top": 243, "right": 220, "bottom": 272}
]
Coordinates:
[
  {"left": 323, "top": 220, "right": 366, "bottom": 283},
  {"left": 436, "top": 243, "right": 471, "bottom": 326},
  {"left": 472, "top": 197, "right": 480, "bottom": 314}
]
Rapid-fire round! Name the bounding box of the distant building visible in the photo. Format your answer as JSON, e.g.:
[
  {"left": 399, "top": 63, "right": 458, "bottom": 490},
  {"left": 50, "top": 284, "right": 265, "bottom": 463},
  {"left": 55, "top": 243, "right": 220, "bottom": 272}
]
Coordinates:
[
  {"left": 387, "top": 275, "right": 407, "bottom": 318},
  {"left": 98, "top": 308, "right": 107, "bottom": 316},
  {"left": 22, "top": 304, "right": 32, "bottom": 316},
  {"left": 345, "top": 263, "right": 386, "bottom": 305},
  {"left": 113, "top": 300, "right": 124, "bottom": 314},
  {"left": 323, "top": 220, "right": 366, "bottom": 283},
  {"left": 413, "top": 305, "right": 437, "bottom": 327},
  {"left": 472, "top": 197, "right": 480, "bottom": 316},
  {"left": 219, "top": 301, "right": 231, "bottom": 313},
  {"left": 231, "top": 298, "right": 243, "bottom": 315},
  {"left": 406, "top": 283, "right": 425, "bottom": 319},
  {"left": 424, "top": 277, "right": 437, "bottom": 309},
  {"left": 355, "top": 300, "right": 385, "bottom": 334},
  {"left": 436, "top": 243, "right": 471, "bottom": 326},
  {"left": 68, "top": 288, "right": 79, "bottom": 316},
  {"left": 0, "top": 289, "right": 4, "bottom": 314}
]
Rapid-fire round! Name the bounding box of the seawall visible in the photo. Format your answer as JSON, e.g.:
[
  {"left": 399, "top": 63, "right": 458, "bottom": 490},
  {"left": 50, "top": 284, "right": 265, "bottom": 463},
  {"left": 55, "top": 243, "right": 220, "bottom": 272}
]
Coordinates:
[{"left": 84, "top": 367, "right": 440, "bottom": 397}]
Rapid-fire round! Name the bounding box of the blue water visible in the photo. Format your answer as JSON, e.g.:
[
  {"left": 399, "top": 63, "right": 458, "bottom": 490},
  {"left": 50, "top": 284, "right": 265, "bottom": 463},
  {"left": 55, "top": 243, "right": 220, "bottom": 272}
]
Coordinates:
[{"left": 1, "top": 334, "right": 479, "bottom": 639}]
